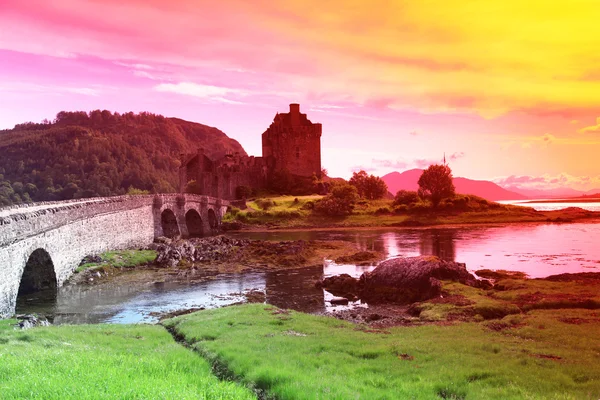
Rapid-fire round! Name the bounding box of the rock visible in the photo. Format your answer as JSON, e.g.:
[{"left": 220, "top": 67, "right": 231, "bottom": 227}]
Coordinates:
[
  {"left": 366, "top": 313, "right": 383, "bottom": 322},
  {"left": 329, "top": 296, "right": 349, "bottom": 305},
  {"left": 15, "top": 314, "right": 51, "bottom": 329},
  {"left": 319, "top": 274, "right": 359, "bottom": 296},
  {"left": 155, "top": 235, "right": 252, "bottom": 267},
  {"left": 79, "top": 255, "right": 102, "bottom": 265},
  {"left": 358, "top": 256, "right": 479, "bottom": 304}
]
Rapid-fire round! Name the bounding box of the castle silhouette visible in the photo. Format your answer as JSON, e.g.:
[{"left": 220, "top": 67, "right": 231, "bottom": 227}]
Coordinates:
[{"left": 179, "top": 104, "right": 322, "bottom": 199}]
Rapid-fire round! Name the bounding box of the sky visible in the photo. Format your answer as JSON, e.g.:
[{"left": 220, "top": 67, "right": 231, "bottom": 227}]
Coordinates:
[{"left": 1, "top": 0, "right": 600, "bottom": 191}]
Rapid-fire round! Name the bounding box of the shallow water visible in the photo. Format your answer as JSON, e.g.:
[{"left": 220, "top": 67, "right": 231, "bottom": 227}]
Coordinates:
[
  {"left": 500, "top": 199, "right": 600, "bottom": 212},
  {"left": 16, "top": 222, "right": 600, "bottom": 324}
]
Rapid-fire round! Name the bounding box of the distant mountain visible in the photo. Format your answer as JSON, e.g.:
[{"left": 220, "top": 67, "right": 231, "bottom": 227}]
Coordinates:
[
  {"left": 0, "top": 110, "right": 245, "bottom": 206},
  {"left": 382, "top": 169, "right": 527, "bottom": 201}
]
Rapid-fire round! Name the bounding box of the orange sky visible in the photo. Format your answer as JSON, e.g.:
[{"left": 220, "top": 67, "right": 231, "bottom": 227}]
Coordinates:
[{"left": 1, "top": 0, "right": 600, "bottom": 191}]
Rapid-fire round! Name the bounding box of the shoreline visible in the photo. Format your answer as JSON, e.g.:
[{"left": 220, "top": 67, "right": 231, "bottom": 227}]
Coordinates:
[{"left": 228, "top": 213, "right": 600, "bottom": 233}]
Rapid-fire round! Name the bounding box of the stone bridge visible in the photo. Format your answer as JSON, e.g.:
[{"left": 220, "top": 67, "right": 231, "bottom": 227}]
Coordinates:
[{"left": 0, "top": 194, "right": 229, "bottom": 318}]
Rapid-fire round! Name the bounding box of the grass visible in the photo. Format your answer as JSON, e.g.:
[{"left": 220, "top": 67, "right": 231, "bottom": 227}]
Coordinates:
[
  {"left": 76, "top": 249, "right": 157, "bottom": 272},
  {"left": 0, "top": 320, "right": 255, "bottom": 399},
  {"left": 224, "top": 195, "right": 599, "bottom": 230},
  {"left": 165, "top": 303, "right": 600, "bottom": 399}
]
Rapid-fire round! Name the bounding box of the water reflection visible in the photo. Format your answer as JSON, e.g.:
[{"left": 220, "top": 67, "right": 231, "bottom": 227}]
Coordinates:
[
  {"left": 231, "top": 222, "right": 600, "bottom": 278},
  {"left": 16, "top": 222, "right": 600, "bottom": 324}
]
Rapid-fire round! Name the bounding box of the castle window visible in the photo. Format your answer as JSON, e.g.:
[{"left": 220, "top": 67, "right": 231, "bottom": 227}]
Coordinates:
[{"left": 296, "top": 146, "right": 300, "bottom": 159}]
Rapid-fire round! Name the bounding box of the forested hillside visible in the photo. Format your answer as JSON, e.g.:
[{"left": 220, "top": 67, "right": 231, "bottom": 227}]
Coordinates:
[{"left": 0, "top": 110, "right": 246, "bottom": 206}]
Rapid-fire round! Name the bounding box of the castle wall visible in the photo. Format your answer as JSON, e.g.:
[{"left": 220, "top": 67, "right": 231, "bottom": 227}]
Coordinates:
[
  {"left": 263, "top": 124, "right": 321, "bottom": 178},
  {"left": 180, "top": 103, "right": 322, "bottom": 196}
]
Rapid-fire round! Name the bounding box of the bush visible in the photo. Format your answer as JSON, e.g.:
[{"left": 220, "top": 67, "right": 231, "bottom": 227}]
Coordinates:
[
  {"left": 393, "top": 204, "right": 409, "bottom": 214},
  {"left": 301, "top": 201, "right": 316, "bottom": 210},
  {"left": 374, "top": 207, "right": 391, "bottom": 215},
  {"left": 127, "top": 186, "right": 150, "bottom": 195},
  {"left": 256, "top": 199, "right": 274, "bottom": 210},
  {"left": 315, "top": 184, "right": 358, "bottom": 216},
  {"left": 393, "top": 190, "right": 419, "bottom": 206},
  {"left": 349, "top": 170, "right": 388, "bottom": 200}
]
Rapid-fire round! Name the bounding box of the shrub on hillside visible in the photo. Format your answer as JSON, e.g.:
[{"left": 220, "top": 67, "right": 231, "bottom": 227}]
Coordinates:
[
  {"left": 394, "top": 190, "right": 419, "bottom": 206},
  {"left": 315, "top": 184, "right": 358, "bottom": 216},
  {"left": 349, "top": 170, "right": 388, "bottom": 200}
]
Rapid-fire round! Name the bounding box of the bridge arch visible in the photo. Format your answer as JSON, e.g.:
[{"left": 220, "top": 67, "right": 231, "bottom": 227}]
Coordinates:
[
  {"left": 185, "top": 209, "right": 203, "bottom": 238},
  {"left": 18, "top": 248, "right": 57, "bottom": 297},
  {"left": 160, "top": 208, "right": 180, "bottom": 238}
]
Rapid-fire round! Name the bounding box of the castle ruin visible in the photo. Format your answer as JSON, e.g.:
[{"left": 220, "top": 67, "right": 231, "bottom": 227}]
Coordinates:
[{"left": 179, "top": 104, "right": 322, "bottom": 199}]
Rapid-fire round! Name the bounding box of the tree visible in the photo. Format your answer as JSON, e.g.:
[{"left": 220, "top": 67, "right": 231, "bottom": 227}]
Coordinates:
[
  {"left": 417, "top": 164, "right": 455, "bottom": 207},
  {"left": 349, "top": 170, "right": 388, "bottom": 200},
  {"left": 315, "top": 184, "right": 358, "bottom": 216}
]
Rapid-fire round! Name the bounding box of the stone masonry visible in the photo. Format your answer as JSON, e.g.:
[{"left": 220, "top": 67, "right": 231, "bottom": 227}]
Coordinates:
[
  {"left": 0, "top": 193, "right": 228, "bottom": 318},
  {"left": 179, "top": 103, "right": 322, "bottom": 199}
]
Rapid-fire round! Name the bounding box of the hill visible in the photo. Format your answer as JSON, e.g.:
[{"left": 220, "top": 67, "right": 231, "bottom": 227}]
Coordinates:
[
  {"left": 0, "top": 110, "right": 245, "bottom": 206},
  {"left": 382, "top": 169, "right": 527, "bottom": 201}
]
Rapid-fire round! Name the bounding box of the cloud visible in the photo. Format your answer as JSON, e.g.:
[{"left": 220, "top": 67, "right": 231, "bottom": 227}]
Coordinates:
[
  {"left": 372, "top": 159, "right": 409, "bottom": 170},
  {"left": 494, "top": 173, "right": 600, "bottom": 191},
  {"left": 0, "top": 82, "right": 101, "bottom": 96},
  {"left": 448, "top": 151, "right": 465, "bottom": 161},
  {"left": 570, "top": 120, "right": 579, "bottom": 125},
  {"left": 351, "top": 165, "right": 377, "bottom": 173},
  {"left": 541, "top": 133, "right": 555, "bottom": 145},
  {"left": 5, "top": 1, "right": 600, "bottom": 117},
  {"left": 521, "top": 142, "right": 532, "bottom": 149},
  {"left": 372, "top": 153, "right": 464, "bottom": 171},
  {"left": 579, "top": 117, "right": 600, "bottom": 133},
  {"left": 133, "top": 70, "right": 160, "bottom": 80},
  {"left": 65, "top": 87, "right": 100, "bottom": 96},
  {"left": 153, "top": 82, "right": 244, "bottom": 103},
  {"left": 409, "top": 131, "right": 419, "bottom": 136}
]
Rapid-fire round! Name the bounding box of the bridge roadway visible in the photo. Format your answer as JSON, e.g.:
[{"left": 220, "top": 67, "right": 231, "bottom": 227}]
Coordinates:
[{"left": 0, "top": 194, "right": 228, "bottom": 318}]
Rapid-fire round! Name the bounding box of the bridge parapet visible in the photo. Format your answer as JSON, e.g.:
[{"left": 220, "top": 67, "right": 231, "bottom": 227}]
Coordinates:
[{"left": 0, "top": 193, "right": 229, "bottom": 318}]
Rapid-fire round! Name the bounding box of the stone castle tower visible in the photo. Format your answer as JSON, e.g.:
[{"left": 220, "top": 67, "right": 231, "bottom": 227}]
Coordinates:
[
  {"left": 179, "top": 103, "right": 322, "bottom": 199},
  {"left": 262, "top": 103, "right": 322, "bottom": 178}
]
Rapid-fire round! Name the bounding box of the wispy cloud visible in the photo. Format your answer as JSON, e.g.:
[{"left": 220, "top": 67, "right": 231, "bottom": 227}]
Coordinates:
[
  {"left": 153, "top": 82, "right": 244, "bottom": 103},
  {"left": 0, "top": 82, "right": 101, "bottom": 96},
  {"left": 495, "top": 173, "right": 600, "bottom": 191},
  {"left": 579, "top": 117, "right": 600, "bottom": 134}
]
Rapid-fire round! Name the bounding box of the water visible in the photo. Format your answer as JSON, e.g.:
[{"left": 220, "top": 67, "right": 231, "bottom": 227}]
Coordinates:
[
  {"left": 16, "top": 222, "right": 600, "bottom": 324},
  {"left": 500, "top": 199, "right": 600, "bottom": 212}
]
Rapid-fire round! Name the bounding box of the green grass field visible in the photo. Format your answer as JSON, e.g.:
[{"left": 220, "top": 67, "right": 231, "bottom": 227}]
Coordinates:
[
  {"left": 165, "top": 303, "right": 600, "bottom": 400},
  {"left": 76, "top": 249, "right": 157, "bottom": 272},
  {"left": 0, "top": 320, "right": 255, "bottom": 399},
  {"left": 224, "top": 195, "right": 597, "bottom": 229}
]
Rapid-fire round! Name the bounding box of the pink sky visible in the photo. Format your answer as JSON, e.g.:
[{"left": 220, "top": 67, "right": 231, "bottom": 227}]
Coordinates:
[{"left": 1, "top": 1, "right": 600, "bottom": 191}]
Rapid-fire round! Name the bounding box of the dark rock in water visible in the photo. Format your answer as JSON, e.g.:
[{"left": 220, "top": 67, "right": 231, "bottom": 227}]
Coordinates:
[
  {"left": 358, "top": 256, "right": 480, "bottom": 304},
  {"left": 319, "top": 273, "right": 359, "bottom": 295},
  {"left": 15, "top": 314, "right": 51, "bottom": 329},
  {"left": 329, "top": 296, "right": 350, "bottom": 305}
]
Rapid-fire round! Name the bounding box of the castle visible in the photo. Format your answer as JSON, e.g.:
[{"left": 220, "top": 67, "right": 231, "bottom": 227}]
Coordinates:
[{"left": 179, "top": 104, "right": 322, "bottom": 199}]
